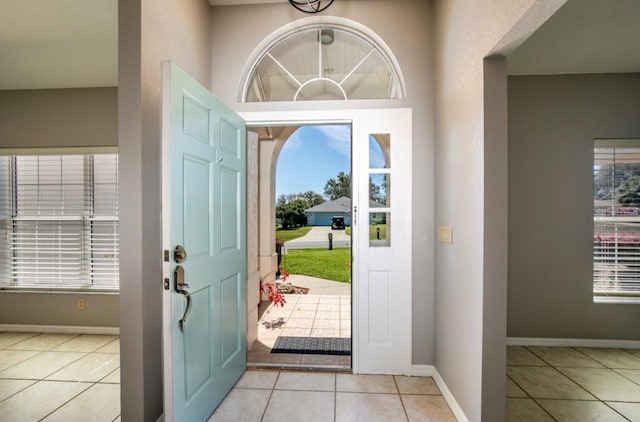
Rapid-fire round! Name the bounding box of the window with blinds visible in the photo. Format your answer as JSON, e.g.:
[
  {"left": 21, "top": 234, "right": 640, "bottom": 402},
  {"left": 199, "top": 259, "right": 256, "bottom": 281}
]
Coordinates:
[
  {"left": 593, "top": 139, "right": 640, "bottom": 302},
  {"left": 0, "top": 152, "right": 119, "bottom": 290}
]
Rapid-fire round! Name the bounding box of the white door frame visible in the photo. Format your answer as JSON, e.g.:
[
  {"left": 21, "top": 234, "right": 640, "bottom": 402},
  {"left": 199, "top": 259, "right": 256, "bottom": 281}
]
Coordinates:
[{"left": 241, "top": 108, "right": 412, "bottom": 375}]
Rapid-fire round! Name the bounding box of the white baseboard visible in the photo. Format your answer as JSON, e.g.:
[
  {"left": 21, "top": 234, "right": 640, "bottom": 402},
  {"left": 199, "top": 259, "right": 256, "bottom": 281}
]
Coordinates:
[
  {"left": 412, "top": 365, "right": 469, "bottom": 422},
  {"left": 0, "top": 324, "right": 119, "bottom": 335},
  {"left": 507, "top": 337, "right": 640, "bottom": 349}
]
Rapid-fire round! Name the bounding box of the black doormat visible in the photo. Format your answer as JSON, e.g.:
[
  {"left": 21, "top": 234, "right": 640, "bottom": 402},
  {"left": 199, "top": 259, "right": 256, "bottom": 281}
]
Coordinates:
[{"left": 271, "top": 336, "right": 351, "bottom": 356}]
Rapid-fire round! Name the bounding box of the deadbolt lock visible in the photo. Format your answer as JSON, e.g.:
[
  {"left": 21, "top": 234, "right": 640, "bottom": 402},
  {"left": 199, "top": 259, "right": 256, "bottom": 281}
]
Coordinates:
[{"left": 173, "top": 245, "right": 187, "bottom": 263}]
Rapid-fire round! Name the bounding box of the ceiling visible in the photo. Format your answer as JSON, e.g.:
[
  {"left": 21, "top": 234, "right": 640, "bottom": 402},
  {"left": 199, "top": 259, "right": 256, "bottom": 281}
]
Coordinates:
[
  {"left": 508, "top": 0, "right": 640, "bottom": 75},
  {"left": 0, "top": 0, "right": 638, "bottom": 90},
  {"left": 0, "top": 0, "right": 117, "bottom": 90}
]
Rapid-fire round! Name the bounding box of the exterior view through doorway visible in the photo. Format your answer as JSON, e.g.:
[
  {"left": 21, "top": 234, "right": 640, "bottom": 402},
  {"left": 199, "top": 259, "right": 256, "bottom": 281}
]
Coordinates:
[{"left": 248, "top": 124, "right": 353, "bottom": 369}]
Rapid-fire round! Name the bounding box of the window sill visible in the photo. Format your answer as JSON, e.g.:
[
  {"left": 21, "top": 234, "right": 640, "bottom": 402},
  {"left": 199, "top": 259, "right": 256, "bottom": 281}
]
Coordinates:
[
  {"left": 0, "top": 288, "right": 118, "bottom": 295},
  {"left": 594, "top": 296, "right": 640, "bottom": 305}
]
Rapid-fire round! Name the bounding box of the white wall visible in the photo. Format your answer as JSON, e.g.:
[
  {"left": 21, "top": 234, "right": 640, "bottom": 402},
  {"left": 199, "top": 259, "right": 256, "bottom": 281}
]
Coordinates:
[
  {"left": 210, "top": 0, "right": 436, "bottom": 365},
  {"left": 508, "top": 73, "right": 640, "bottom": 340},
  {"left": 118, "top": 0, "right": 213, "bottom": 420},
  {"left": 433, "top": 0, "right": 565, "bottom": 420}
]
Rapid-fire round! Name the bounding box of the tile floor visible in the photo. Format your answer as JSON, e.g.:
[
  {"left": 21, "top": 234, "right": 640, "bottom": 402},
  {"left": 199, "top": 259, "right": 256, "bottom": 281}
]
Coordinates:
[
  {"left": 248, "top": 294, "right": 352, "bottom": 367},
  {"left": 506, "top": 345, "right": 640, "bottom": 421},
  {"left": 0, "top": 331, "right": 120, "bottom": 421},
  {"left": 208, "top": 370, "right": 456, "bottom": 422}
]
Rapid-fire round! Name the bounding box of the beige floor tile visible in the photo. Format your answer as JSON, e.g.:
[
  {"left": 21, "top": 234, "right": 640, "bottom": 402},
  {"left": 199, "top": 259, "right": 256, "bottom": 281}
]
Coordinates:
[
  {"left": 300, "top": 354, "right": 343, "bottom": 365},
  {"left": 558, "top": 367, "right": 640, "bottom": 402},
  {"left": 528, "top": 346, "right": 604, "bottom": 368},
  {"left": 505, "top": 398, "right": 554, "bottom": 421},
  {"left": 297, "top": 295, "right": 321, "bottom": 304},
  {"left": 46, "top": 353, "right": 120, "bottom": 383},
  {"left": 337, "top": 374, "right": 397, "bottom": 393},
  {"left": 318, "top": 297, "right": 341, "bottom": 304},
  {"left": 263, "top": 390, "right": 334, "bottom": 422},
  {"left": 507, "top": 346, "right": 548, "bottom": 366},
  {"left": 208, "top": 388, "right": 271, "bottom": 422},
  {"left": 506, "top": 366, "right": 594, "bottom": 400},
  {"left": 280, "top": 327, "right": 312, "bottom": 337},
  {"left": 312, "top": 319, "right": 340, "bottom": 329},
  {"left": 234, "top": 370, "right": 279, "bottom": 389},
  {"left": 317, "top": 304, "right": 340, "bottom": 312},
  {"left": 402, "top": 395, "right": 456, "bottom": 422},
  {"left": 42, "top": 383, "right": 120, "bottom": 422},
  {"left": 95, "top": 338, "right": 120, "bottom": 354},
  {"left": 614, "top": 368, "right": 640, "bottom": 385},
  {"left": 275, "top": 371, "right": 335, "bottom": 391},
  {"left": 285, "top": 318, "right": 315, "bottom": 328},
  {"left": 310, "top": 328, "right": 341, "bottom": 337},
  {"left": 0, "top": 350, "right": 40, "bottom": 372},
  {"left": 506, "top": 376, "right": 528, "bottom": 398},
  {"left": 0, "top": 379, "right": 36, "bottom": 401},
  {"left": 395, "top": 376, "right": 440, "bottom": 395},
  {"left": 0, "top": 380, "right": 90, "bottom": 421},
  {"left": 577, "top": 348, "right": 640, "bottom": 369},
  {"left": 0, "top": 332, "right": 39, "bottom": 349},
  {"left": 101, "top": 368, "right": 120, "bottom": 384},
  {"left": 293, "top": 303, "right": 319, "bottom": 312},
  {"left": 287, "top": 310, "right": 316, "bottom": 319},
  {"left": 538, "top": 399, "right": 628, "bottom": 421},
  {"left": 607, "top": 401, "right": 640, "bottom": 422},
  {"left": 315, "top": 311, "right": 340, "bottom": 320},
  {"left": 336, "top": 392, "right": 407, "bottom": 422},
  {"left": 6, "top": 333, "right": 78, "bottom": 351},
  {"left": 0, "top": 351, "right": 86, "bottom": 380},
  {"left": 50, "top": 334, "right": 118, "bottom": 353}
]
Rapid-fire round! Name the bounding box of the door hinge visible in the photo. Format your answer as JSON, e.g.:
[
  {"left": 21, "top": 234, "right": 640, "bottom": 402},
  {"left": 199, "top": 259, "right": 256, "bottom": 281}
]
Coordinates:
[
  {"left": 163, "top": 277, "right": 170, "bottom": 290},
  {"left": 163, "top": 249, "right": 170, "bottom": 262}
]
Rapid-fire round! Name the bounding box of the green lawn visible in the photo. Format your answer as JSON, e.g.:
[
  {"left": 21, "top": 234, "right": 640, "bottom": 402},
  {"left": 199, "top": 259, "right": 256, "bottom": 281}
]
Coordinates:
[
  {"left": 275, "top": 226, "right": 312, "bottom": 242},
  {"left": 281, "top": 247, "right": 351, "bottom": 283},
  {"left": 345, "top": 225, "right": 386, "bottom": 240}
]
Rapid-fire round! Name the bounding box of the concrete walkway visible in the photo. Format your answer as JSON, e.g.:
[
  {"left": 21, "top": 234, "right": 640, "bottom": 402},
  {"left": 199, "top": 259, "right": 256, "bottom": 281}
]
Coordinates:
[
  {"left": 285, "top": 274, "right": 351, "bottom": 295},
  {"left": 284, "top": 226, "right": 351, "bottom": 249}
]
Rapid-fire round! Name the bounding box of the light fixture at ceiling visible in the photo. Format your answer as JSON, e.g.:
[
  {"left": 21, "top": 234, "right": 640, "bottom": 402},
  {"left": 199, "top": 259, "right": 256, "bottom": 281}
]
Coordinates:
[
  {"left": 319, "top": 29, "right": 334, "bottom": 45},
  {"left": 289, "top": 0, "right": 334, "bottom": 14}
]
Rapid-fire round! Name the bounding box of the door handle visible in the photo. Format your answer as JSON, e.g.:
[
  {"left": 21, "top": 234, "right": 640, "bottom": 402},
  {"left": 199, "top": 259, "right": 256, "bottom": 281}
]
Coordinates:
[{"left": 174, "top": 265, "right": 191, "bottom": 331}]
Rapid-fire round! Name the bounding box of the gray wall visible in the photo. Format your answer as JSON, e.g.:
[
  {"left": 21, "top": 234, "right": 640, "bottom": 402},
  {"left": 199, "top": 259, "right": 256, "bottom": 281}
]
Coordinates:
[
  {"left": 433, "top": 0, "right": 565, "bottom": 420},
  {"left": 508, "top": 73, "right": 640, "bottom": 340},
  {"left": 210, "top": 0, "right": 435, "bottom": 365},
  {"left": 0, "top": 87, "right": 119, "bottom": 327},
  {"left": 0, "top": 87, "right": 117, "bottom": 148},
  {"left": 118, "top": 0, "right": 213, "bottom": 420}
]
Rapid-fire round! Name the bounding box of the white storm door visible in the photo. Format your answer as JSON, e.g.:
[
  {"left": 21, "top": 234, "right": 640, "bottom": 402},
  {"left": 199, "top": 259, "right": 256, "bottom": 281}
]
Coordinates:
[
  {"left": 161, "top": 61, "right": 247, "bottom": 422},
  {"left": 352, "top": 108, "right": 412, "bottom": 375}
]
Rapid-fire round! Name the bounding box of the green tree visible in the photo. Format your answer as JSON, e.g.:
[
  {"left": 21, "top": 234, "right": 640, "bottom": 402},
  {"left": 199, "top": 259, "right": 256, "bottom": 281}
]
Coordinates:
[
  {"left": 616, "top": 175, "right": 640, "bottom": 205},
  {"left": 276, "top": 198, "right": 309, "bottom": 228},
  {"left": 324, "top": 171, "right": 351, "bottom": 200}
]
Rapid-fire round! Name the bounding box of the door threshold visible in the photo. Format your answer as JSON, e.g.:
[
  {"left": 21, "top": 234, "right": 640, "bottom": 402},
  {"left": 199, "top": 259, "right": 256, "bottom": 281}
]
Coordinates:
[{"left": 247, "top": 362, "right": 351, "bottom": 372}]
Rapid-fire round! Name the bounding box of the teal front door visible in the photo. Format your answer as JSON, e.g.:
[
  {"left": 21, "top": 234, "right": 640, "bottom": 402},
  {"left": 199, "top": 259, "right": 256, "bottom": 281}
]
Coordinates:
[{"left": 161, "top": 61, "right": 246, "bottom": 421}]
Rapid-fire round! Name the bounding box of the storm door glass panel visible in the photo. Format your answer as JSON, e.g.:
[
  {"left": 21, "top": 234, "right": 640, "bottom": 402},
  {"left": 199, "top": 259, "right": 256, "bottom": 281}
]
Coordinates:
[
  {"left": 369, "top": 134, "right": 390, "bottom": 247},
  {"left": 593, "top": 139, "right": 640, "bottom": 301}
]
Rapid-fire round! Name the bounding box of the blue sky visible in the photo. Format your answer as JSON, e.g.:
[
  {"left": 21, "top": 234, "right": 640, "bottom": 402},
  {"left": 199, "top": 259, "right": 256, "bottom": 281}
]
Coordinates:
[{"left": 276, "top": 125, "right": 352, "bottom": 200}]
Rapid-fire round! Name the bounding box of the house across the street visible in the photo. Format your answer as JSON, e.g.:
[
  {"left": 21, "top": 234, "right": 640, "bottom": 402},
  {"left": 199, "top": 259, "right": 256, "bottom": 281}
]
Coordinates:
[{"left": 305, "top": 196, "right": 386, "bottom": 226}]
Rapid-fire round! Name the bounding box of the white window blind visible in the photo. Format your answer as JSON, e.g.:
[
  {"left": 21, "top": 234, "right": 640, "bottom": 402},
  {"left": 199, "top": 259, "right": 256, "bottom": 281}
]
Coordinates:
[
  {"left": 593, "top": 140, "right": 640, "bottom": 300},
  {"left": 0, "top": 152, "right": 119, "bottom": 290}
]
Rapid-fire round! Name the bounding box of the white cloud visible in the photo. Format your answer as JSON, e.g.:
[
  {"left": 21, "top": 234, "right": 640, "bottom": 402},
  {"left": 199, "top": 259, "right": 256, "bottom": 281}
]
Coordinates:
[{"left": 313, "top": 125, "right": 351, "bottom": 159}]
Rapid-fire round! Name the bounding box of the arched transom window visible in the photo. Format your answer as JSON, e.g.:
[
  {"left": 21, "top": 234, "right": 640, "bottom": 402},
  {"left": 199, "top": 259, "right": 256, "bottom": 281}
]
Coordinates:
[{"left": 243, "top": 24, "right": 405, "bottom": 102}]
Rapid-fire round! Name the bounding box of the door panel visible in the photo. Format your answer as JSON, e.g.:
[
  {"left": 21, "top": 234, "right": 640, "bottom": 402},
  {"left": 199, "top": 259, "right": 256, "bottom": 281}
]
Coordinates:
[
  {"left": 353, "top": 109, "right": 412, "bottom": 375},
  {"left": 162, "top": 61, "right": 246, "bottom": 422}
]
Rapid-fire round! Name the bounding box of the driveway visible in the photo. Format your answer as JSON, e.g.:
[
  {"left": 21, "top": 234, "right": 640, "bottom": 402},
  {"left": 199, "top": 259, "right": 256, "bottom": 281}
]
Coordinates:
[{"left": 284, "top": 226, "right": 351, "bottom": 249}]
